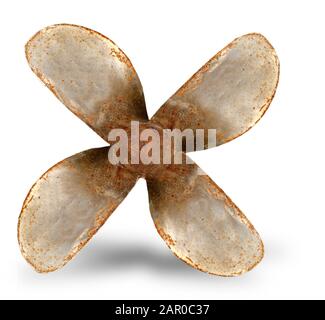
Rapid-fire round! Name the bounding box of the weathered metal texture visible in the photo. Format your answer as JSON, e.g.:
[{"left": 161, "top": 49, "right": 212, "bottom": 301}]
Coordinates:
[
  {"left": 20, "top": 24, "right": 279, "bottom": 276},
  {"left": 147, "top": 158, "right": 263, "bottom": 276},
  {"left": 18, "top": 147, "right": 138, "bottom": 272},
  {"left": 25, "top": 24, "right": 148, "bottom": 141},
  {"left": 151, "top": 33, "right": 279, "bottom": 149}
]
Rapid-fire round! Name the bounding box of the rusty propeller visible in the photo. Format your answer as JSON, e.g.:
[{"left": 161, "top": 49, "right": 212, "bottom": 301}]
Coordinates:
[{"left": 19, "top": 24, "right": 279, "bottom": 276}]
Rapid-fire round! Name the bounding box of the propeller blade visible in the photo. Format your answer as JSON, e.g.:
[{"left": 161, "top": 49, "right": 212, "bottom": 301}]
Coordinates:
[
  {"left": 151, "top": 33, "right": 279, "bottom": 149},
  {"left": 18, "top": 147, "right": 138, "bottom": 272},
  {"left": 147, "top": 160, "right": 263, "bottom": 276},
  {"left": 26, "top": 24, "right": 148, "bottom": 141}
]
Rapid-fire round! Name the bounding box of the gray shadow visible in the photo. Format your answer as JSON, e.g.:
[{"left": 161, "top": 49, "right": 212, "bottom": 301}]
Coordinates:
[
  {"left": 18, "top": 237, "right": 275, "bottom": 287},
  {"left": 68, "top": 238, "right": 268, "bottom": 284},
  {"left": 71, "top": 239, "right": 199, "bottom": 277}
]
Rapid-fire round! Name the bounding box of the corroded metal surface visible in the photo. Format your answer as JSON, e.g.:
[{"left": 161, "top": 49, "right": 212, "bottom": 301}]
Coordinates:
[
  {"left": 20, "top": 24, "right": 279, "bottom": 276},
  {"left": 25, "top": 24, "right": 148, "bottom": 141},
  {"left": 18, "top": 147, "right": 138, "bottom": 272},
  {"left": 151, "top": 33, "right": 279, "bottom": 149},
  {"left": 147, "top": 158, "right": 263, "bottom": 276}
]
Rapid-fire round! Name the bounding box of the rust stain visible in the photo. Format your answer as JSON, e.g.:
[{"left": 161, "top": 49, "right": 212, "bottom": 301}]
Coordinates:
[
  {"left": 156, "top": 225, "right": 176, "bottom": 247},
  {"left": 110, "top": 47, "right": 136, "bottom": 79},
  {"left": 176, "top": 62, "right": 211, "bottom": 97}
]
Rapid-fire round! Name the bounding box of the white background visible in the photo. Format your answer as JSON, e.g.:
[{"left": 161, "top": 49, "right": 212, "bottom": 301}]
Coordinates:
[{"left": 1, "top": 0, "right": 324, "bottom": 300}]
